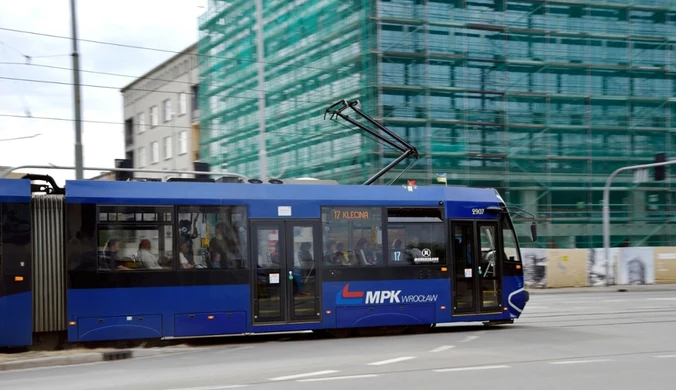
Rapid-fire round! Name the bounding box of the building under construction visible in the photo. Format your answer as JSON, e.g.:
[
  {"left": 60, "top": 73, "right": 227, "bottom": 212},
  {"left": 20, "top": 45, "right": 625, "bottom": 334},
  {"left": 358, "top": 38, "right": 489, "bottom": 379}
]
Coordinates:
[{"left": 198, "top": 0, "right": 676, "bottom": 248}]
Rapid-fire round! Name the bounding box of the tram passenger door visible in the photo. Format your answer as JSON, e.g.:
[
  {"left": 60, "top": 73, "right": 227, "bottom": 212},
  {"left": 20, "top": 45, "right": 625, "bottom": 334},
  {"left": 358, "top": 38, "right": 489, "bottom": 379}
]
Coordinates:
[
  {"left": 450, "top": 220, "right": 503, "bottom": 315},
  {"left": 251, "top": 220, "right": 321, "bottom": 325}
]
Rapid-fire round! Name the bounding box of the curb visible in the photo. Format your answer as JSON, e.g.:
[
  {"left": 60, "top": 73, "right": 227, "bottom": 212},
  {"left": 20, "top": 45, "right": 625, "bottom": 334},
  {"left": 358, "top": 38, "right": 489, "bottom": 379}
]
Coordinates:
[
  {"left": 527, "top": 284, "right": 676, "bottom": 295},
  {"left": 0, "top": 350, "right": 134, "bottom": 372}
]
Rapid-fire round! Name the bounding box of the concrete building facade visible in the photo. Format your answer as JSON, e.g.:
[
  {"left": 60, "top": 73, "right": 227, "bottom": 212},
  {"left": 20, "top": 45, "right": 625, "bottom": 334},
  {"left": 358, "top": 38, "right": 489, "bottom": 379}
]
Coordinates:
[{"left": 121, "top": 43, "right": 201, "bottom": 179}]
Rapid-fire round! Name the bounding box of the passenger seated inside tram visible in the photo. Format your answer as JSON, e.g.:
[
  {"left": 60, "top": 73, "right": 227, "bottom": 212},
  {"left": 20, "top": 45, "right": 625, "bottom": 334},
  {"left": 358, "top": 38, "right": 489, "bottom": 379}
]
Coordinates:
[
  {"left": 137, "top": 239, "right": 163, "bottom": 269},
  {"left": 211, "top": 252, "right": 223, "bottom": 268},
  {"left": 178, "top": 242, "right": 194, "bottom": 270},
  {"left": 354, "top": 238, "right": 376, "bottom": 265}
]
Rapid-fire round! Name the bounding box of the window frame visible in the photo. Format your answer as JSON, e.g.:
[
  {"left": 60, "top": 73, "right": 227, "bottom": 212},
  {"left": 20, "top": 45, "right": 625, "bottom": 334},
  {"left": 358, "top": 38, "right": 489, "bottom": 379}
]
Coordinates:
[
  {"left": 150, "top": 106, "right": 158, "bottom": 127},
  {"left": 175, "top": 205, "right": 249, "bottom": 271},
  {"left": 320, "top": 205, "right": 386, "bottom": 268},
  {"left": 385, "top": 207, "right": 448, "bottom": 267},
  {"left": 138, "top": 112, "right": 146, "bottom": 134},
  {"left": 164, "top": 136, "right": 172, "bottom": 160},
  {"left": 178, "top": 130, "right": 188, "bottom": 155},
  {"left": 179, "top": 92, "right": 187, "bottom": 115},
  {"left": 151, "top": 141, "right": 159, "bottom": 164},
  {"left": 163, "top": 99, "right": 172, "bottom": 122},
  {"left": 138, "top": 146, "right": 146, "bottom": 167},
  {"left": 95, "top": 205, "right": 174, "bottom": 273}
]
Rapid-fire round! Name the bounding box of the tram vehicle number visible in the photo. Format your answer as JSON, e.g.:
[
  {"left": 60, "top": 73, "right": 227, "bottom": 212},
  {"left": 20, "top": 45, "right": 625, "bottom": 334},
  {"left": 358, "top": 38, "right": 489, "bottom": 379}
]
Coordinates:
[{"left": 471, "top": 208, "right": 485, "bottom": 215}]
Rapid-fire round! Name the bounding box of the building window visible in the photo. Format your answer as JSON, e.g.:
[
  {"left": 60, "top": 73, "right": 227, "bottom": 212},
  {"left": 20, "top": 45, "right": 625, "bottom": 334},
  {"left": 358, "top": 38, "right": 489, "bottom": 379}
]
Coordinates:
[
  {"left": 163, "top": 99, "right": 172, "bottom": 122},
  {"left": 138, "top": 113, "right": 146, "bottom": 133},
  {"left": 151, "top": 141, "right": 159, "bottom": 164},
  {"left": 138, "top": 147, "right": 146, "bottom": 167},
  {"left": 164, "top": 136, "right": 172, "bottom": 160},
  {"left": 150, "top": 106, "right": 158, "bottom": 127},
  {"left": 321, "top": 207, "right": 383, "bottom": 267},
  {"left": 179, "top": 93, "right": 187, "bottom": 115},
  {"left": 178, "top": 131, "right": 188, "bottom": 154}
]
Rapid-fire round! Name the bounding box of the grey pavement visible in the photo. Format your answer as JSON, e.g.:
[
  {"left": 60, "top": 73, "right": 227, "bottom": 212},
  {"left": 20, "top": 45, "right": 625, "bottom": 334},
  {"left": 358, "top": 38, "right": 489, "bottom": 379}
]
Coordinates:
[{"left": 1, "top": 289, "right": 676, "bottom": 389}]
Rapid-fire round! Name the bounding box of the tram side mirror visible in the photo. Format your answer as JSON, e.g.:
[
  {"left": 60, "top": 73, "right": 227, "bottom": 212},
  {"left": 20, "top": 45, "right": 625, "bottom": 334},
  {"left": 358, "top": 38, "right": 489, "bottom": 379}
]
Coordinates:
[{"left": 530, "top": 221, "right": 537, "bottom": 242}]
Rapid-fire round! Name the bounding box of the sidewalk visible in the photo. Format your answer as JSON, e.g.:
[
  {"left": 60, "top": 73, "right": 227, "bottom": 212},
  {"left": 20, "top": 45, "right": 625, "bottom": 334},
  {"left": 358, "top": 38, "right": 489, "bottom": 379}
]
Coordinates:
[
  {"left": 527, "top": 283, "right": 676, "bottom": 295},
  {"left": 0, "top": 346, "right": 196, "bottom": 372}
]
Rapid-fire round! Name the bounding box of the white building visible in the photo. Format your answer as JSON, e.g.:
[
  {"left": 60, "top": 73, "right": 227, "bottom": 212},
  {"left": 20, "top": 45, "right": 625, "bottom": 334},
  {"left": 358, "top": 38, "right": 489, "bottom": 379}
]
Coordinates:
[{"left": 120, "top": 43, "right": 201, "bottom": 179}]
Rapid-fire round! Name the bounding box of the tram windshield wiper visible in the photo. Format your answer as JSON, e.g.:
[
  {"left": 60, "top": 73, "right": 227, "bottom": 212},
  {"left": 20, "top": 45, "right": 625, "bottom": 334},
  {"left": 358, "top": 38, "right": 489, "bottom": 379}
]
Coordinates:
[{"left": 324, "top": 99, "right": 419, "bottom": 185}]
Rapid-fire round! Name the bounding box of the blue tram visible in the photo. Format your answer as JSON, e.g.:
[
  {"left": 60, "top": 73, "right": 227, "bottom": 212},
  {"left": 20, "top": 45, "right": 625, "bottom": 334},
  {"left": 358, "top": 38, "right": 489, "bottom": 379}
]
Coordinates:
[{"left": 0, "top": 175, "right": 533, "bottom": 347}]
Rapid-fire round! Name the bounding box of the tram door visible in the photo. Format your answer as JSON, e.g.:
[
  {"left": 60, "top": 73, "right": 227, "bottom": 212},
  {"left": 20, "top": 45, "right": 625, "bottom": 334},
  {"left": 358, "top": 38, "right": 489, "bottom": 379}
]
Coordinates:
[
  {"left": 251, "top": 220, "right": 322, "bottom": 325},
  {"left": 450, "top": 220, "right": 503, "bottom": 315}
]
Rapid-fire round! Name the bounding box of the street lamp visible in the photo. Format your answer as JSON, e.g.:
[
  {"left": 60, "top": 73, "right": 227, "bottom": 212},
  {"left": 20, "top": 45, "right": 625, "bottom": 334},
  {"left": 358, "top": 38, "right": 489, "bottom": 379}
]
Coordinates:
[{"left": 0, "top": 134, "right": 41, "bottom": 142}]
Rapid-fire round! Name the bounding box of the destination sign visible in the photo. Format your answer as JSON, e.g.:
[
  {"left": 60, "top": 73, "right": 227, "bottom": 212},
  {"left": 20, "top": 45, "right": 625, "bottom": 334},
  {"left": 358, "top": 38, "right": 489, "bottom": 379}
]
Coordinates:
[{"left": 331, "top": 210, "right": 370, "bottom": 220}]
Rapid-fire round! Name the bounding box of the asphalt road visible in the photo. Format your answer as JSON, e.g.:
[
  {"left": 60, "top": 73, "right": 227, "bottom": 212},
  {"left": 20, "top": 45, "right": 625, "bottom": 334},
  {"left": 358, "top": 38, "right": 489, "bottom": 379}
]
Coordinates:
[{"left": 2, "top": 290, "right": 676, "bottom": 390}]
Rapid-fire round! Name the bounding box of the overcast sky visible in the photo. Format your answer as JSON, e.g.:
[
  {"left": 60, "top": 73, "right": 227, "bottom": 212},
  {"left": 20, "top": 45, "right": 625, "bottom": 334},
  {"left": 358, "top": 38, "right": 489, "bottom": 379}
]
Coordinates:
[{"left": 0, "top": 0, "right": 207, "bottom": 185}]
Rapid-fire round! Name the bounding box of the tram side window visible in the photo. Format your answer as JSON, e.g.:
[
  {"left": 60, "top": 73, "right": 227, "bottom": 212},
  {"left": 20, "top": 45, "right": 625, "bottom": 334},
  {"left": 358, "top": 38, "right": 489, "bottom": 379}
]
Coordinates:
[
  {"left": 386, "top": 208, "right": 446, "bottom": 266},
  {"left": 0, "top": 202, "right": 31, "bottom": 276},
  {"left": 321, "top": 207, "right": 383, "bottom": 266},
  {"left": 502, "top": 218, "right": 522, "bottom": 264},
  {"left": 97, "top": 206, "right": 174, "bottom": 272},
  {"left": 176, "top": 205, "right": 248, "bottom": 270}
]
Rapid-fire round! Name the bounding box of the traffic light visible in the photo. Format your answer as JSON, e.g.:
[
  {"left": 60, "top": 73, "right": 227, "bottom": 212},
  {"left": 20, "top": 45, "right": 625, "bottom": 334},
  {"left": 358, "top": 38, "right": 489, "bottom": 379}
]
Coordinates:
[
  {"left": 114, "top": 159, "right": 132, "bottom": 181},
  {"left": 654, "top": 153, "right": 667, "bottom": 181}
]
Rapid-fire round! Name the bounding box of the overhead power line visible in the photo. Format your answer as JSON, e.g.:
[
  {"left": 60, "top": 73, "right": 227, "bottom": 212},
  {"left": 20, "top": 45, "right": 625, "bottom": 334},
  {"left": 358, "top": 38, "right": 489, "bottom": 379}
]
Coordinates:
[{"left": 0, "top": 26, "right": 331, "bottom": 73}]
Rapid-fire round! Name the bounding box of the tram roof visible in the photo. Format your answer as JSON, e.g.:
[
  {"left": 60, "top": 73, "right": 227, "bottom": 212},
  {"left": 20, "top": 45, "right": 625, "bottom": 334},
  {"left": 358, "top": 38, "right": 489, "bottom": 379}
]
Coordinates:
[
  {"left": 65, "top": 179, "right": 502, "bottom": 207},
  {"left": 0, "top": 178, "right": 31, "bottom": 202}
]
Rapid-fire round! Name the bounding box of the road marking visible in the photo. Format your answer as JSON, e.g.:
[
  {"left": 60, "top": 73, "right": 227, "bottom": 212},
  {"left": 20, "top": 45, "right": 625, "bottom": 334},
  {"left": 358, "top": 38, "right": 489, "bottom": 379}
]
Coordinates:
[
  {"left": 434, "top": 365, "right": 510, "bottom": 373},
  {"left": 602, "top": 299, "right": 630, "bottom": 302},
  {"left": 165, "top": 386, "right": 248, "bottom": 390},
  {"left": 571, "top": 306, "right": 600, "bottom": 310},
  {"left": 430, "top": 346, "right": 455, "bottom": 353},
  {"left": 526, "top": 305, "right": 550, "bottom": 309},
  {"left": 298, "top": 374, "right": 379, "bottom": 382},
  {"left": 643, "top": 305, "right": 668, "bottom": 309},
  {"left": 646, "top": 297, "right": 676, "bottom": 301},
  {"left": 459, "top": 336, "right": 479, "bottom": 343},
  {"left": 550, "top": 359, "right": 613, "bottom": 365},
  {"left": 654, "top": 355, "right": 676, "bottom": 358},
  {"left": 269, "top": 370, "right": 339, "bottom": 381},
  {"left": 368, "top": 357, "right": 416, "bottom": 366}
]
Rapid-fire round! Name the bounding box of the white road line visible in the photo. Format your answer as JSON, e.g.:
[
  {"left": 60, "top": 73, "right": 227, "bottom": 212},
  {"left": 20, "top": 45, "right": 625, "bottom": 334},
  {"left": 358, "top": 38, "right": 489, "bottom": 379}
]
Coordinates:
[
  {"left": 367, "top": 357, "right": 417, "bottom": 366},
  {"left": 550, "top": 359, "right": 613, "bottom": 365},
  {"left": 526, "top": 306, "right": 550, "bottom": 309},
  {"left": 164, "top": 386, "right": 248, "bottom": 390},
  {"left": 646, "top": 297, "right": 676, "bottom": 301},
  {"left": 643, "top": 305, "right": 668, "bottom": 309},
  {"left": 654, "top": 355, "right": 676, "bottom": 358},
  {"left": 298, "top": 374, "right": 379, "bottom": 382},
  {"left": 430, "top": 346, "right": 455, "bottom": 353},
  {"left": 602, "top": 299, "right": 630, "bottom": 302},
  {"left": 434, "top": 365, "right": 510, "bottom": 373},
  {"left": 269, "top": 370, "right": 339, "bottom": 381},
  {"left": 459, "top": 335, "right": 479, "bottom": 343},
  {"left": 571, "top": 307, "right": 600, "bottom": 310}
]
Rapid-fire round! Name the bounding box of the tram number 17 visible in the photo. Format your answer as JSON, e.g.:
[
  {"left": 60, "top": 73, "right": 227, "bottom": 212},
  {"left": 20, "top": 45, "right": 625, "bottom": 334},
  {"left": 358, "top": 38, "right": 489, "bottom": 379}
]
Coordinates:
[
  {"left": 472, "top": 208, "right": 485, "bottom": 215},
  {"left": 393, "top": 250, "right": 401, "bottom": 262}
]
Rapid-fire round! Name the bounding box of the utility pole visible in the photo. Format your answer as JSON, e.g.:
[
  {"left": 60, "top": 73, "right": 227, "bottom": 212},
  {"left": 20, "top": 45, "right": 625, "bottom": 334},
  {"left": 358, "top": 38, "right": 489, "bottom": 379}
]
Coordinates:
[
  {"left": 70, "top": 0, "right": 84, "bottom": 180},
  {"left": 255, "top": 0, "right": 268, "bottom": 181}
]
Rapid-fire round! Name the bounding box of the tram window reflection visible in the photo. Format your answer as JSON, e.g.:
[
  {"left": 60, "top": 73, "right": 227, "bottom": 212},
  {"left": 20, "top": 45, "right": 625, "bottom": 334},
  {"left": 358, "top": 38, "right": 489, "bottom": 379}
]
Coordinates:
[
  {"left": 176, "top": 206, "right": 248, "bottom": 270},
  {"left": 321, "top": 207, "right": 383, "bottom": 267},
  {"left": 387, "top": 208, "right": 446, "bottom": 266}
]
